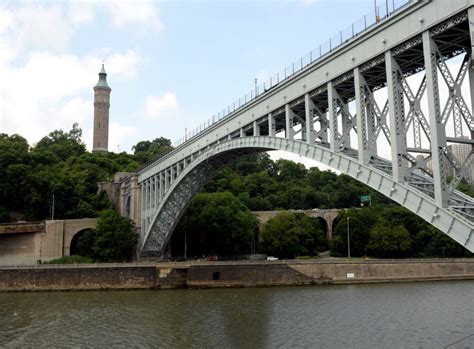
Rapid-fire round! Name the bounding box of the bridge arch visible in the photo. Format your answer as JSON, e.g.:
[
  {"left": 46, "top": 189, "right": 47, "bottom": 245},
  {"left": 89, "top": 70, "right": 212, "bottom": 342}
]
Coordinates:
[
  {"left": 140, "top": 137, "right": 474, "bottom": 257},
  {"left": 63, "top": 218, "right": 97, "bottom": 257}
]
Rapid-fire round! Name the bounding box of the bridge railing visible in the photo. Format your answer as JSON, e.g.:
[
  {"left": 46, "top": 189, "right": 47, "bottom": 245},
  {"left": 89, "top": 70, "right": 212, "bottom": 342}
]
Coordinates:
[{"left": 140, "top": 0, "right": 412, "bottom": 173}]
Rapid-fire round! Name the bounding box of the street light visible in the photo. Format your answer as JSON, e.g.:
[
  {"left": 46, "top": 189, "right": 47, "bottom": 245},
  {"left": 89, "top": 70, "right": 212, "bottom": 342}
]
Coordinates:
[{"left": 347, "top": 217, "right": 351, "bottom": 258}]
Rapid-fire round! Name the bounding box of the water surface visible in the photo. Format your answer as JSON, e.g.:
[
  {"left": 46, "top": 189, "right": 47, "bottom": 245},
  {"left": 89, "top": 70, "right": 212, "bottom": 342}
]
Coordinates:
[{"left": 0, "top": 281, "right": 473, "bottom": 348}]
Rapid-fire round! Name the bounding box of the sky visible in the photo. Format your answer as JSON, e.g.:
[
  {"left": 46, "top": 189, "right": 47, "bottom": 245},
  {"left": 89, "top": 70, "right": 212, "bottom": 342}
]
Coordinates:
[{"left": 0, "top": 0, "right": 393, "bottom": 156}]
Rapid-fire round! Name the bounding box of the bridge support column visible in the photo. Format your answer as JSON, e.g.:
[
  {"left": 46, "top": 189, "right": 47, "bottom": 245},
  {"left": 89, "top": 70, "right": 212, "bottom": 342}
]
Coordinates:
[
  {"left": 158, "top": 172, "right": 163, "bottom": 200},
  {"left": 340, "top": 100, "right": 351, "bottom": 150},
  {"left": 385, "top": 50, "right": 407, "bottom": 183},
  {"left": 354, "top": 67, "right": 370, "bottom": 165},
  {"left": 423, "top": 31, "right": 448, "bottom": 207},
  {"left": 328, "top": 81, "right": 340, "bottom": 152},
  {"left": 285, "top": 104, "right": 295, "bottom": 139},
  {"left": 305, "top": 93, "right": 315, "bottom": 144},
  {"left": 152, "top": 176, "right": 156, "bottom": 209},
  {"left": 268, "top": 113, "right": 276, "bottom": 137},
  {"left": 164, "top": 169, "right": 169, "bottom": 193},
  {"left": 141, "top": 182, "right": 146, "bottom": 233},
  {"left": 468, "top": 7, "right": 474, "bottom": 143},
  {"left": 171, "top": 166, "right": 176, "bottom": 186},
  {"left": 253, "top": 121, "right": 260, "bottom": 136}
]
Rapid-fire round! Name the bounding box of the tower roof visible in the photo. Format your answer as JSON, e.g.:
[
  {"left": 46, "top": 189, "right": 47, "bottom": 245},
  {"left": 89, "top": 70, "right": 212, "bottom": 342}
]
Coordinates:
[{"left": 94, "top": 64, "right": 110, "bottom": 89}]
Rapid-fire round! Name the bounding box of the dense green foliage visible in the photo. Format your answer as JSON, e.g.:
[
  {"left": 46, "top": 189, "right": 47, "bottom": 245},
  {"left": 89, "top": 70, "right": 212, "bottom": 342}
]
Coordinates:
[
  {"left": 1, "top": 125, "right": 473, "bottom": 259},
  {"left": 261, "top": 211, "right": 328, "bottom": 259},
  {"left": 132, "top": 137, "right": 172, "bottom": 164},
  {"left": 203, "top": 154, "right": 391, "bottom": 210},
  {"left": 73, "top": 209, "right": 137, "bottom": 262},
  {"left": 0, "top": 125, "right": 177, "bottom": 223},
  {"left": 47, "top": 255, "right": 94, "bottom": 264},
  {"left": 172, "top": 192, "right": 258, "bottom": 256},
  {"left": 0, "top": 125, "right": 139, "bottom": 222},
  {"left": 331, "top": 207, "right": 473, "bottom": 258}
]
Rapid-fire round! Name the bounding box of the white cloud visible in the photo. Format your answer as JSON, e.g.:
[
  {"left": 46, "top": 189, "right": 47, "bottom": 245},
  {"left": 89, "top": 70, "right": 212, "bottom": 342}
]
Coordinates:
[
  {"left": 104, "top": 0, "right": 164, "bottom": 34},
  {"left": 0, "top": 50, "right": 144, "bottom": 146},
  {"left": 300, "top": 0, "right": 321, "bottom": 5},
  {"left": 109, "top": 122, "right": 139, "bottom": 153},
  {"left": 141, "top": 93, "right": 180, "bottom": 120},
  {"left": 106, "top": 50, "right": 145, "bottom": 79},
  {"left": 0, "top": 1, "right": 160, "bottom": 150}
]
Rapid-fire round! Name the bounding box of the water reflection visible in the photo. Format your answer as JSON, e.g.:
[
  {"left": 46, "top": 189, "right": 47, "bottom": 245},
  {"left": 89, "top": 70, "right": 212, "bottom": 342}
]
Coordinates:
[{"left": 0, "top": 282, "right": 473, "bottom": 348}]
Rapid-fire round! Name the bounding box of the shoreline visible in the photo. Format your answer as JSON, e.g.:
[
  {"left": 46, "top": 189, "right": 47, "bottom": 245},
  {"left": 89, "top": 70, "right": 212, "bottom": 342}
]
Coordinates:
[{"left": 0, "top": 258, "right": 473, "bottom": 292}]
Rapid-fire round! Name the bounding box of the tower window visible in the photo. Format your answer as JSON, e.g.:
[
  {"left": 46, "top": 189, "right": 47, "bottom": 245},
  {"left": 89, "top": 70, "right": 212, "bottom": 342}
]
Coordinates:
[{"left": 98, "top": 122, "right": 101, "bottom": 128}]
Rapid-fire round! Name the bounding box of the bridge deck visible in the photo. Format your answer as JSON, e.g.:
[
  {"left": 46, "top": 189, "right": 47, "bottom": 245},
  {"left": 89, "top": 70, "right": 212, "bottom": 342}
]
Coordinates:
[{"left": 0, "top": 222, "right": 45, "bottom": 234}]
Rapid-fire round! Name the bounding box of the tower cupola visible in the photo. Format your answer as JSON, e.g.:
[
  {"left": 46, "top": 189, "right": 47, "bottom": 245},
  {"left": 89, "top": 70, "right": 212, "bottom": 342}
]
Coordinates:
[{"left": 94, "top": 64, "right": 111, "bottom": 90}]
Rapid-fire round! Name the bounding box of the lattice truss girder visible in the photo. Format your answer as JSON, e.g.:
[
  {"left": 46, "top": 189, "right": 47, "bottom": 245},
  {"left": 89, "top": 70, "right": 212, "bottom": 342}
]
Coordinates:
[
  {"left": 330, "top": 82, "right": 357, "bottom": 151},
  {"left": 432, "top": 40, "right": 474, "bottom": 193},
  {"left": 311, "top": 102, "right": 330, "bottom": 144},
  {"left": 356, "top": 69, "right": 392, "bottom": 163},
  {"left": 141, "top": 148, "right": 261, "bottom": 256},
  {"left": 140, "top": 138, "right": 474, "bottom": 257},
  {"left": 139, "top": 12, "right": 474, "bottom": 258}
]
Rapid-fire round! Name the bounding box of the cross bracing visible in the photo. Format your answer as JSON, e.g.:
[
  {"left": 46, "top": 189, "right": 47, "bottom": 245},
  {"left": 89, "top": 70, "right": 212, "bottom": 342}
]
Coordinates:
[{"left": 139, "top": 0, "right": 474, "bottom": 257}]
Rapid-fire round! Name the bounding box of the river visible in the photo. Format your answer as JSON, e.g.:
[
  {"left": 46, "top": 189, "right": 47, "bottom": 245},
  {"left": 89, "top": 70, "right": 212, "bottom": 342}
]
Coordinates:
[{"left": 0, "top": 281, "right": 473, "bottom": 348}]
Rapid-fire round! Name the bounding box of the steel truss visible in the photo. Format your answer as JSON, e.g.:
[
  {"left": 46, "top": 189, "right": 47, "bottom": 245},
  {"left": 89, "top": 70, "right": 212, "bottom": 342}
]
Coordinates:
[{"left": 139, "top": 8, "right": 474, "bottom": 257}]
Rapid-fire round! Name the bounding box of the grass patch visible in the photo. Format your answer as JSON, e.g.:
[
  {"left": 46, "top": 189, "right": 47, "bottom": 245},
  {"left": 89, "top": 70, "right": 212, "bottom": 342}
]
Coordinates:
[{"left": 47, "top": 255, "right": 93, "bottom": 264}]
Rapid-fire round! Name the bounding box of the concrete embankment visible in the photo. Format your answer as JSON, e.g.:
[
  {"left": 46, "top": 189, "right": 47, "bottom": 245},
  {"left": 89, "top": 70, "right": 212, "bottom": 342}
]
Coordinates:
[{"left": 0, "top": 259, "right": 473, "bottom": 292}]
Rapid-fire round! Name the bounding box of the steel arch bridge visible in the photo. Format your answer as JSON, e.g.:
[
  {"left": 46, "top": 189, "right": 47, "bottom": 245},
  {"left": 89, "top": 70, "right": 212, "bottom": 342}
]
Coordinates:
[{"left": 138, "top": 0, "right": 474, "bottom": 257}]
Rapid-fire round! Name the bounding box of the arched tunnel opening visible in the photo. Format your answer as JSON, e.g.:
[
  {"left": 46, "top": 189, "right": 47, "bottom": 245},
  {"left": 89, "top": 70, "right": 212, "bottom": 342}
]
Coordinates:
[
  {"left": 70, "top": 229, "right": 94, "bottom": 257},
  {"left": 316, "top": 217, "right": 330, "bottom": 241}
]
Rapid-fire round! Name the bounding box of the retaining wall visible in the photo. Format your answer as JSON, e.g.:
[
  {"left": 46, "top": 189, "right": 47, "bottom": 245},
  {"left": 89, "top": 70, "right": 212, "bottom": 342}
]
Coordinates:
[{"left": 0, "top": 259, "right": 473, "bottom": 291}]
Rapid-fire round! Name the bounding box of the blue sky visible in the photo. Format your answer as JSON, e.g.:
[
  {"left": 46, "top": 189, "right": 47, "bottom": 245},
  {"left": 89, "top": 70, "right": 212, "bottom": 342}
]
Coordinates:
[{"left": 0, "top": 0, "right": 394, "bottom": 153}]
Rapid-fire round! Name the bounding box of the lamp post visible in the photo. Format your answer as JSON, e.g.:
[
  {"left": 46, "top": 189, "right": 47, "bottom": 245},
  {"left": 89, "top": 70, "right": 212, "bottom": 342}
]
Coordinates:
[
  {"left": 51, "top": 194, "right": 55, "bottom": 221},
  {"left": 347, "top": 217, "right": 351, "bottom": 258},
  {"left": 255, "top": 78, "right": 258, "bottom": 96},
  {"left": 184, "top": 230, "right": 187, "bottom": 260}
]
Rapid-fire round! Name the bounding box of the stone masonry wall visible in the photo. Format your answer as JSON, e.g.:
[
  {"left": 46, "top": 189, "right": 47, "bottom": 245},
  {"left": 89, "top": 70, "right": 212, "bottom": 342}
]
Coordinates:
[{"left": 0, "top": 260, "right": 473, "bottom": 292}]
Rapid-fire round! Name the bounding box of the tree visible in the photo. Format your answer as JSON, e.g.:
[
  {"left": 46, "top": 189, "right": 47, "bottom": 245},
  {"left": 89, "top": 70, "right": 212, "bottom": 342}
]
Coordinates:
[
  {"left": 365, "top": 222, "right": 412, "bottom": 258},
  {"left": 132, "top": 137, "right": 172, "bottom": 164},
  {"left": 414, "top": 226, "right": 473, "bottom": 258},
  {"left": 330, "top": 209, "right": 377, "bottom": 257},
  {"left": 0, "top": 206, "right": 9, "bottom": 223},
  {"left": 36, "top": 123, "right": 86, "bottom": 160},
  {"left": 173, "top": 192, "right": 258, "bottom": 256},
  {"left": 89, "top": 209, "right": 137, "bottom": 262},
  {"left": 261, "top": 211, "right": 328, "bottom": 259}
]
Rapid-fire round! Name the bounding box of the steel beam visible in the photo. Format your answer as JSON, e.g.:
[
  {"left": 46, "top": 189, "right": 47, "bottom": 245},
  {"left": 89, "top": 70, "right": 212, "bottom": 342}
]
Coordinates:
[
  {"left": 305, "top": 93, "right": 316, "bottom": 144},
  {"left": 268, "top": 113, "right": 276, "bottom": 137},
  {"left": 385, "top": 50, "right": 407, "bottom": 183},
  {"left": 253, "top": 121, "right": 260, "bottom": 136},
  {"left": 328, "top": 81, "right": 340, "bottom": 152},
  {"left": 423, "top": 31, "right": 449, "bottom": 208},
  {"left": 285, "top": 104, "right": 295, "bottom": 140},
  {"left": 354, "top": 67, "right": 370, "bottom": 165},
  {"left": 469, "top": 6, "right": 474, "bottom": 142}
]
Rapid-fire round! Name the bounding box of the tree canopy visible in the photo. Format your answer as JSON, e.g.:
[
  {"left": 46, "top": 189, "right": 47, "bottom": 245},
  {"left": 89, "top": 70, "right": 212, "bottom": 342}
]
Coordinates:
[
  {"left": 261, "top": 211, "right": 328, "bottom": 259},
  {"left": 73, "top": 209, "right": 137, "bottom": 262},
  {"left": 1, "top": 125, "right": 473, "bottom": 259},
  {"left": 331, "top": 207, "right": 473, "bottom": 258},
  {"left": 172, "top": 192, "right": 259, "bottom": 257}
]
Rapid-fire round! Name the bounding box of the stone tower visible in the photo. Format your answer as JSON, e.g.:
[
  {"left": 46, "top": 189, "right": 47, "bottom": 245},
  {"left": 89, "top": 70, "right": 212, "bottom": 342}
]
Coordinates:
[{"left": 92, "top": 64, "right": 111, "bottom": 153}]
